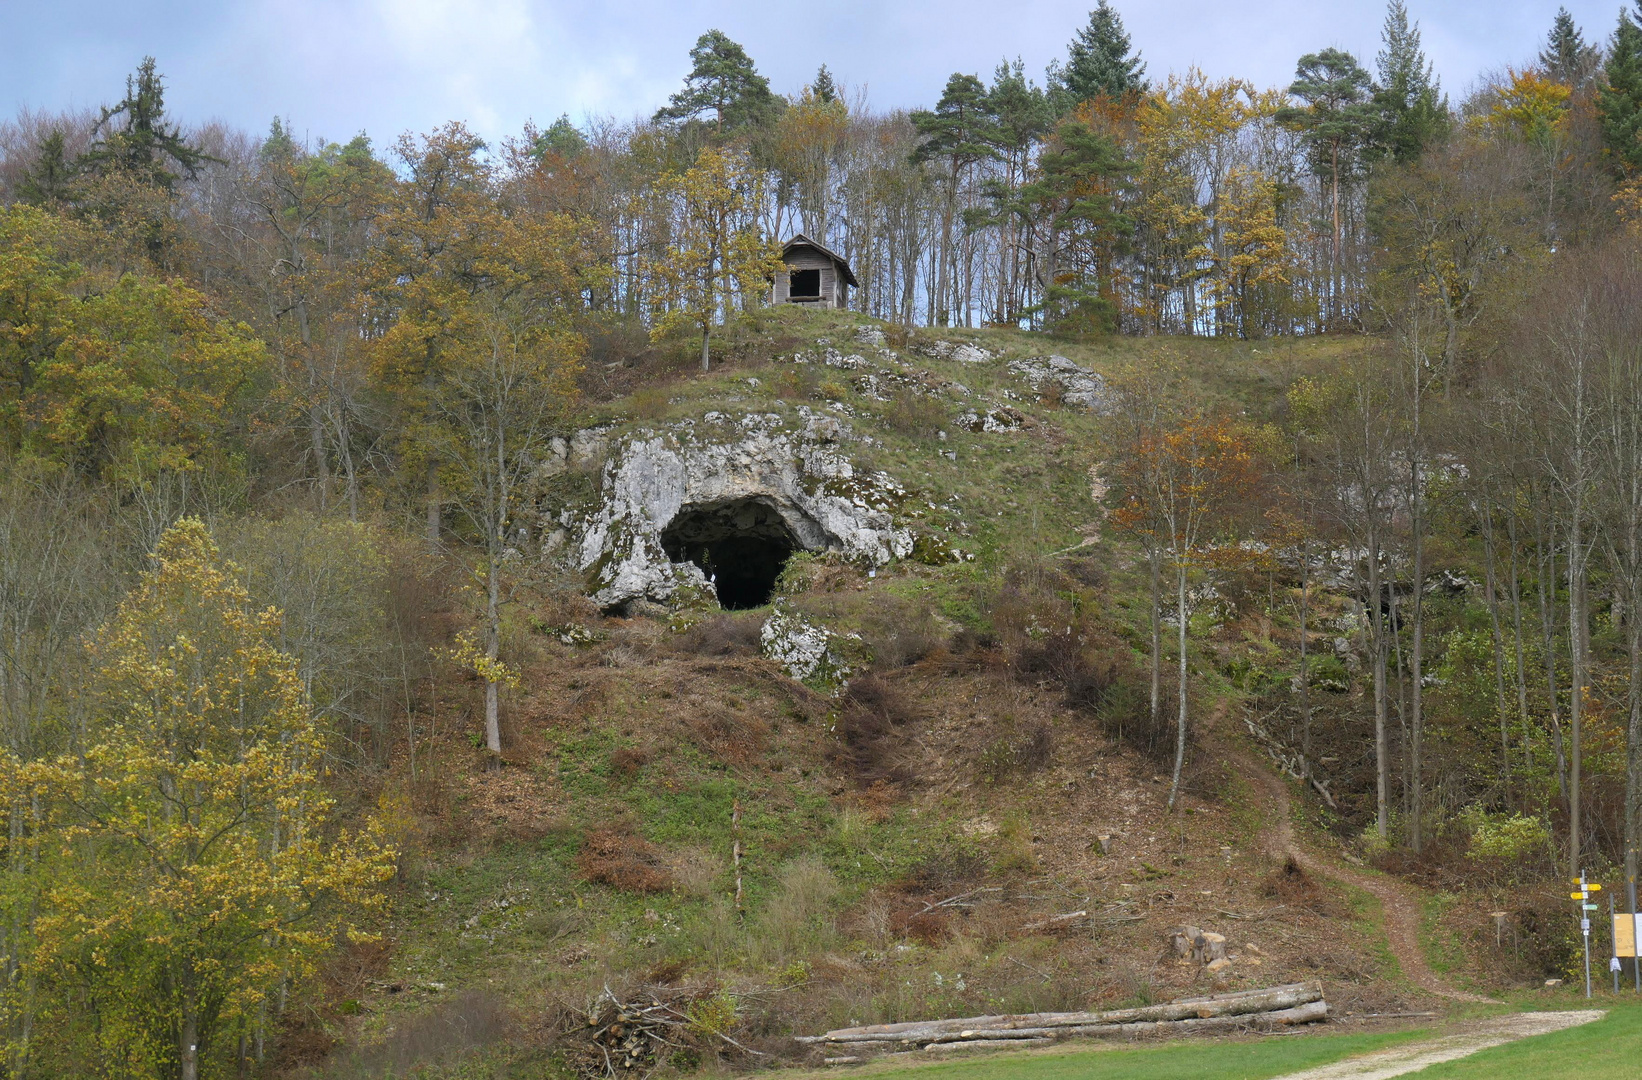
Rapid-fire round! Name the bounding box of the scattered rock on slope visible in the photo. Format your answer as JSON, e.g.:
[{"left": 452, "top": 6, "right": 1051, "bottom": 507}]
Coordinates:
[{"left": 1010, "top": 354, "right": 1108, "bottom": 411}]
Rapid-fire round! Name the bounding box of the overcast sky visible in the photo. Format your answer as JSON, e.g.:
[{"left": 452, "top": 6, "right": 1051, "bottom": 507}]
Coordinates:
[{"left": 2, "top": 0, "right": 1627, "bottom": 146}]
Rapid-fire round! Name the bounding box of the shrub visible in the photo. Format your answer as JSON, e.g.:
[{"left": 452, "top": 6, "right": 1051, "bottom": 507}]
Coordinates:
[
  {"left": 684, "top": 992, "right": 738, "bottom": 1039},
  {"left": 1262, "top": 856, "right": 1338, "bottom": 915},
  {"left": 1095, "top": 678, "right": 1175, "bottom": 763},
  {"left": 1304, "top": 654, "right": 1350, "bottom": 693},
  {"left": 673, "top": 613, "right": 764, "bottom": 656},
  {"left": 976, "top": 723, "right": 1053, "bottom": 785},
  {"left": 749, "top": 856, "right": 840, "bottom": 966},
  {"left": 994, "top": 813, "right": 1038, "bottom": 874},
  {"left": 883, "top": 392, "right": 946, "bottom": 439},
  {"left": 327, "top": 991, "right": 510, "bottom": 1077},
  {"left": 577, "top": 827, "right": 672, "bottom": 892},
  {"left": 1462, "top": 810, "right": 1553, "bottom": 883},
  {"left": 610, "top": 746, "right": 650, "bottom": 777},
  {"left": 773, "top": 364, "right": 819, "bottom": 401},
  {"left": 859, "top": 594, "right": 942, "bottom": 669},
  {"left": 630, "top": 386, "right": 671, "bottom": 420},
  {"left": 828, "top": 676, "right": 921, "bottom": 784}
]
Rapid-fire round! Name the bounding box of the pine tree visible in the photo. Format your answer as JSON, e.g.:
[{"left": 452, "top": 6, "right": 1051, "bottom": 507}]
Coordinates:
[
  {"left": 1278, "top": 48, "right": 1376, "bottom": 318},
  {"left": 532, "top": 114, "right": 588, "bottom": 160},
  {"left": 16, "top": 129, "right": 76, "bottom": 206},
  {"left": 1055, "top": 1, "right": 1147, "bottom": 107},
  {"left": 655, "top": 30, "right": 782, "bottom": 134},
  {"left": 1371, "top": 0, "right": 1445, "bottom": 163},
  {"left": 1541, "top": 7, "right": 1600, "bottom": 88},
  {"left": 79, "top": 57, "right": 210, "bottom": 189},
  {"left": 812, "top": 64, "right": 839, "bottom": 104},
  {"left": 912, "top": 74, "right": 996, "bottom": 324},
  {"left": 1599, "top": 7, "right": 1642, "bottom": 174}
]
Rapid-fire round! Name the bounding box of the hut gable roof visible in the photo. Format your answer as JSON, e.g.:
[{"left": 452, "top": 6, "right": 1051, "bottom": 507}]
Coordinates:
[{"left": 781, "top": 234, "right": 858, "bottom": 287}]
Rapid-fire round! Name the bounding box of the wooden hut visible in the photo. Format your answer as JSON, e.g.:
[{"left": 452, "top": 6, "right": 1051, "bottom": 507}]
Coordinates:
[{"left": 772, "top": 234, "right": 857, "bottom": 309}]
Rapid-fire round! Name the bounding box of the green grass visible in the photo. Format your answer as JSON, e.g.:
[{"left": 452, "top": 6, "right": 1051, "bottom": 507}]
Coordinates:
[
  {"left": 783, "top": 1028, "right": 1429, "bottom": 1080},
  {"left": 1421, "top": 891, "right": 1466, "bottom": 979},
  {"left": 1418, "top": 1003, "right": 1642, "bottom": 1079},
  {"left": 793, "top": 1006, "right": 1640, "bottom": 1080}
]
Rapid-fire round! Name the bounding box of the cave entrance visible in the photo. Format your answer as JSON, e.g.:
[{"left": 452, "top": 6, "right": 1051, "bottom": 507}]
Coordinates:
[{"left": 660, "top": 498, "right": 802, "bottom": 610}]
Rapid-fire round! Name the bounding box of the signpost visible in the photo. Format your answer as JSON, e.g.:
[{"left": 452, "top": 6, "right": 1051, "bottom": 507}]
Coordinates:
[
  {"left": 1614, "top": 891, "right": 1623, "bottom": 993},
  {"left": 1573, "top": 873, "right": 1598, "bottom": 999}
]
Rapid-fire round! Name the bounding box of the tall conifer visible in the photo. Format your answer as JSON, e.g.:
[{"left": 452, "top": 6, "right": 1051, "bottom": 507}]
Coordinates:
[
  {"left": 1052, "top": 2, "right": 1146, "bottom": 109},
  {"left": 655, "top": 30, "right": 782, "bottom": 134},
  {"left": 812, "top": 65, "right": 839, "bottom": 104},
  {"left": 1599, "top": 6, "right": 1642, "bottom": 174},
  {"left": 1371, "top": 1, "right": 1445, "bottom": 163},
  {"left": 79, "top": 57, "right": 209, "bottom": 189},
  {"left": 1541, "top": 7, "right": 1600, "bottom": 88}
]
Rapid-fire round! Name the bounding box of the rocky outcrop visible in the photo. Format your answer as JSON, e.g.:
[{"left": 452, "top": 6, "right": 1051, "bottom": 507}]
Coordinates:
[
  {"left": 566, "top": 411, "right": 913, "bottom": 611},
  {"left": 1009, "top": 355, "right": 1107, "bottom": 411},
  {"left": 917, "top": 340, "right": 995, "bottom": 364}
]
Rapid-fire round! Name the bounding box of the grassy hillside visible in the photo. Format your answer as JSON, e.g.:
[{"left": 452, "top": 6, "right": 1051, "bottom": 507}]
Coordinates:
[{"left": 299, "top": 311, "right": 1482, "bottom": 1078}]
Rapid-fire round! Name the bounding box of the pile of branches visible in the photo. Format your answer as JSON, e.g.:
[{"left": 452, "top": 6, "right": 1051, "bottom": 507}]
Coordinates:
[
  {"left": 797, "top": 982, "right": 1328, "bottom": 1063},
  {"left": 556, "top": 984, "right": 761, "bottom": 1079}
]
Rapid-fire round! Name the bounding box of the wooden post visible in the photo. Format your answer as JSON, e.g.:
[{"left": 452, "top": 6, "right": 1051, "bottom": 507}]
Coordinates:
[{"left": 732, "top": 799, "right": 743, "bottom": 911}]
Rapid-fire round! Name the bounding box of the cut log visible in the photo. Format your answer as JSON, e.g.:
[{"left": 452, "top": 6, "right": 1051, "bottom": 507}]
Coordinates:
[
  {"left": 809, "top": 1001, "right": 1330, "bottom": 1058},
  {"left": 1020, "top": 911, "right": 1089, "bottom": 932},
  {"left": 923, "top": 1037, "right": 1055, "bottom": 1052},
  {"left": 795, "top": 983, "right": 1324, "bottom": 1044}
]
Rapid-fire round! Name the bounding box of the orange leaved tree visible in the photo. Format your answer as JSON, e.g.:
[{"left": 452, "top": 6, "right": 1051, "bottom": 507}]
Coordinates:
[{"left": 1112, "top": 414, "right": 1261, "bottom": 807}]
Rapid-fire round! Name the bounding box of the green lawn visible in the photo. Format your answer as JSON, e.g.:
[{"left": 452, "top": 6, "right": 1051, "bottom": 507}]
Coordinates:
[
  {"left": 1417, "top": 1003, "right": 1642, "bottom": 1079},
  {"left": 792, "top": 1028, "right": 1430, "bottom": 1080},
  {"left": 802, "top": 1005, "right": 1641, "bottom": 1080}
]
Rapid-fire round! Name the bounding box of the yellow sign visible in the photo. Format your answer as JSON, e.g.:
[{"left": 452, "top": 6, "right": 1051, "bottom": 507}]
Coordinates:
[
  {"left": 1617, "top": 914, "right": 1641, "bottom": 959},
  {"left": 1590, "top": 884, "right": 1604, "bottom": 891},
  {"left": 1572, "top": 892, "right": 1588, "bottom": 899}
]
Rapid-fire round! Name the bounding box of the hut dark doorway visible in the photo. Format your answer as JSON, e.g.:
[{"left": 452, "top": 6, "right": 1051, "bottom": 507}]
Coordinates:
[
  {"left": 789, "top": 268, "right": 821, "bottom": 298},
  {"left": 660, "top": 498, "right": 803, "bottom": 609}
]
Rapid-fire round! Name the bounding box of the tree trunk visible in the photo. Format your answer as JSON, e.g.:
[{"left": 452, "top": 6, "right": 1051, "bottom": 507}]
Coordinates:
[
  {"left": 1298, "top": 546, "right": 1311, "bottom": 779},
  {"left": 1507, "top": 513, "right": 1532, "bottom": 759},
  {"left": 484, "top": 553, "right": 502, "bottom": 755},
  {"left": 426, "top": 463, "right": 441, "bottom": 545},
  {"left": 1480, "top": 502, "right": 1511, "bottom": 785},
  {"left": 1150, "top": 547, "right": 1163, "bottom": 729},
  {"left": 1536, "top": 510, "right": 1569, "bottom": 800},
  {"left": 700, "top": 325, "right": 711, "bottom": 372},
  {"left": 180, "top": 994, "right": 200, "bottom": 1080},
  {"left": 1569, "top": 511, "right": 1585, "bottom": 881},
  {"left": 1368, "top": 530, "right": 1389, "bottom": 838},
  {"left": 1626, "top": 590, "right": 1642, "bottom": 892},
  {"left": 310, "top": 404, "right": 329, "bottom": 511},
  {"left": 1410, "top": 483, "right": 1425, "bottom": 854},
  {"left": 1169, "top": 558, "right": 1189, "bottom": 809}
]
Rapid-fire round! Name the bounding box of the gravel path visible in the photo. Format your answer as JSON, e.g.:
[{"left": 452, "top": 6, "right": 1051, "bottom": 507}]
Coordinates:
[{"left": 1269, "top": 1010, "right": 1605, "bottom": 1079}]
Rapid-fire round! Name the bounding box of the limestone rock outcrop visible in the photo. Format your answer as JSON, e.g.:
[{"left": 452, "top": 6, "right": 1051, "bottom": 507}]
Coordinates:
[
  {"left": 564, "top": 411, "right": 913, "bottom": 611},
  {"left": 1009, "top": 355, "right": 1107, "bottom": 411}
]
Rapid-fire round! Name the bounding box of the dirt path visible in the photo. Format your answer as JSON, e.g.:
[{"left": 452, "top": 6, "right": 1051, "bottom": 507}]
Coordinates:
[
  {"left": 1269, "top": 1010, "right": 1604, "bottom": 1079},
  {"left": 1238, "top": 752, "right": 1497, "bottom": 1004}
]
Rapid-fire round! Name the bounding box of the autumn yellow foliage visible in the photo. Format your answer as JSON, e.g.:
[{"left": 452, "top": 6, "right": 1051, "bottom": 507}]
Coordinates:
[{"left": 0, "top": 518, "right": 395, "bottom": 1079}]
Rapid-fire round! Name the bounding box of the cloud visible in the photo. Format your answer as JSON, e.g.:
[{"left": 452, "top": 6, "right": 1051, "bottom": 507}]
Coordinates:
[{"left": 0, "top": 0, "right": 1624, "bottom": 144}]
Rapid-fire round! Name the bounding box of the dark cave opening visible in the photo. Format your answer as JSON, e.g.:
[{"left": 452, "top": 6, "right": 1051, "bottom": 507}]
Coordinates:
[{"left": 660, "top": 498, "right": 802, "bottom": 610}]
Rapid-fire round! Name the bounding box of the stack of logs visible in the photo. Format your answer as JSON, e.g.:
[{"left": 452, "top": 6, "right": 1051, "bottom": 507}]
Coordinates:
[{"left": 797, "top": 981, "right": 1329, "bottom": 1064}]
